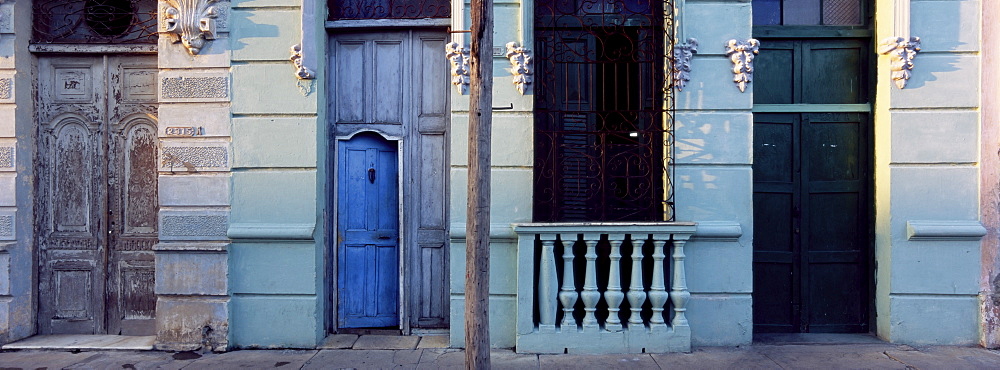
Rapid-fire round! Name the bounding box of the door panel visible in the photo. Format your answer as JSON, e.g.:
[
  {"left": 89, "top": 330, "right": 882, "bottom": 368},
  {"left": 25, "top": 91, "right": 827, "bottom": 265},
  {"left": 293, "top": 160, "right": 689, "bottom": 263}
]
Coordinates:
[
  {"left": 753, "top": 113, "right": 869, "bottom": 333},
  {"left": 330, "top": 30, "right": 450, "bottom": 330},
  {"left": 338, "top": 134, "right": 400, "bottom": 328},
  {"left": 37, "top": 55, "right": 158, "bottom": 335}
]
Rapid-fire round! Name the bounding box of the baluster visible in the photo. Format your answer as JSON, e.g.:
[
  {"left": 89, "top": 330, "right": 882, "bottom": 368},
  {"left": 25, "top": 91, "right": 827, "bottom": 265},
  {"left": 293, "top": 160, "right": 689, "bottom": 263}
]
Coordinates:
[
  {"left": 604, "top": 233, "right": 626, "bottom": 332},
  {"left": 647, "top": 236, "right": 669, "bottom": 332},
  {"left": 558, "top": 234, "right": 579, "bottom": 331},
  {"left": 580, "top": 233, "right": 601, "bottom": 331},
  {"left": 626, "top": 235, "right": 647, "bottom": 327},
  {"left": 670, "top": 237, "right": 692, "bottom": 327},
  {"left": 538, "top": 234, "right": 558, "bottom": 333}
]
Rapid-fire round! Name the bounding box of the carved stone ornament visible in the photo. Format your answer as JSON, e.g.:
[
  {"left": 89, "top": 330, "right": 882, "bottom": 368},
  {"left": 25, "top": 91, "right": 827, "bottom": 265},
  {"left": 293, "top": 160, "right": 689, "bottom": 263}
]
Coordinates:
[
  {"left": 290, "top": 44, "right": 315, "bottom": 80},
  {"left": 878, "top": 36, "right": 921, "bottom": 89},
  {"left": 505, "top": 42, "right": 533, "bottom": 95},
  {"left": 726, "top": 39, "right": 759, "bottom": 93},
  {"left": 445, "top": 42, "right": 470, "bottom": 94},
  {"left": 164, "top": 0, "right": 219, "bottom": 55},
  {"left": 672, "top": 38, "right": 698, "bottom": 91}
]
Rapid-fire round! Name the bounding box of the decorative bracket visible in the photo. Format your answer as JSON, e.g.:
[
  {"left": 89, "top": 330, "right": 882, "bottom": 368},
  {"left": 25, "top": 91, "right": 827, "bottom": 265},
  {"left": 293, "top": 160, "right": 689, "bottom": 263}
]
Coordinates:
[
  {"left": 290, "top": 44, "right": 315, "bottom": 79},
  {"left": 164, "top": 0, "right": 219, "bottom": 55},
  {"left": 445, "top": 42, "right": 470, "bottom": 94},
  {"left": 725, "top": 39, "right": 759, "bottom": 93},
  {"left": 878, "top": 36, "right": 921, "bottom": 89},
  {"left": 672, "top": 38, "right": 698, "bottom": 91},
  {"left": 505, "top": 42, "right": 533, "bottom": 95}
]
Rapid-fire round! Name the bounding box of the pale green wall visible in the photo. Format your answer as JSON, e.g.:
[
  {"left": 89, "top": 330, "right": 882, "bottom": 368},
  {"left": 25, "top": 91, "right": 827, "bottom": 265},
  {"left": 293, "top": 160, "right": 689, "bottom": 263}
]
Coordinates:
[{"left": 227, "top": 0, "right": 325, "bottom": 348}]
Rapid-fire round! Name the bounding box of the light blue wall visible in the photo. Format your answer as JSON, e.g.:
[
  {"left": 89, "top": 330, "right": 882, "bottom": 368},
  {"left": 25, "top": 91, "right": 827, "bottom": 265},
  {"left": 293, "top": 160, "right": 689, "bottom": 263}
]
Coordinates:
[
  {"left": 675, "top": 0, "right": 754, "bottom": 347},
  {"left": 873, "top": 0, "right": 983, "bottom": 345}
]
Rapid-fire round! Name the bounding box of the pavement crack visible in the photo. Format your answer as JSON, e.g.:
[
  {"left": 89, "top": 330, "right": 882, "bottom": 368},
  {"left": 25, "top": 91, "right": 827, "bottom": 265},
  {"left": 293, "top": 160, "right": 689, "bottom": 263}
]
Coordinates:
[
  {"left": 299, "top": 349, "right": 322, "bottom": 369},
  {"left": 759, "top": 352, "right": 788, "bottom": 369},
  {"left": 649, "top": 353, "right": 664, "bottom": 369},
  {"left": 883, "top": 351, "right": 919, "bottom": 369}
]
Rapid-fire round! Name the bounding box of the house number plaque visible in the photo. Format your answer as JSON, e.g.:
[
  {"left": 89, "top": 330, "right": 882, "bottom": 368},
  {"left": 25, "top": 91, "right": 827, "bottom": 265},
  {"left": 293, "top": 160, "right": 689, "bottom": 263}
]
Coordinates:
[{"left": 165, "top": 127, "right": 201, "bottom": 137}]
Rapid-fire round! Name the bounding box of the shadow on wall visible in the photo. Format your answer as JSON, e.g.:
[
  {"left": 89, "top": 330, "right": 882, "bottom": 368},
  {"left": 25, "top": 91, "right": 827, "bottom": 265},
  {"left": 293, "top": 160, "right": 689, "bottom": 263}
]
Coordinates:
[{"left": 229, "top": 9, "right": 281, "bottom": 52}]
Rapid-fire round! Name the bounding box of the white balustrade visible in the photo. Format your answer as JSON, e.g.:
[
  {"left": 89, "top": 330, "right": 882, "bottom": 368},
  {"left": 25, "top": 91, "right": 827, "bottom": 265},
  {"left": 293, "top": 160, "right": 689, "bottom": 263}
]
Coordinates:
[
  {"left": 558, "top": 234, "right": 579, "bottom": 330},
  {"left": 515, "top": 222, "right": 697, "bottom": 354}
]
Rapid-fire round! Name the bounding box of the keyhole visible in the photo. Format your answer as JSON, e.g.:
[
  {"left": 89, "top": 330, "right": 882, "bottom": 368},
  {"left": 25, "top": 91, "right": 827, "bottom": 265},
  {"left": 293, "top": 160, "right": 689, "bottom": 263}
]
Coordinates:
[{"left": 368, "top": 168, "right": 376, "bottom": 184}]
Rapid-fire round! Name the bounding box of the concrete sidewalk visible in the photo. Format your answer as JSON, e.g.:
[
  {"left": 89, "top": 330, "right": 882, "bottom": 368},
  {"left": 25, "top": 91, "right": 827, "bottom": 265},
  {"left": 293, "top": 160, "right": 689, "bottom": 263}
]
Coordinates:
[{"left": 2, "top": 342, "right": 1000, "bottom": 369}]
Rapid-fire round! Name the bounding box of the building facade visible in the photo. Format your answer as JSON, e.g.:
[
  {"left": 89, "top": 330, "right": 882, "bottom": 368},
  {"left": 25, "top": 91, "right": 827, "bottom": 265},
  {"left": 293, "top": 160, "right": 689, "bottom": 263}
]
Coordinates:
[{"left": 0, "top": 0, "right": 996, "bottom": 352}]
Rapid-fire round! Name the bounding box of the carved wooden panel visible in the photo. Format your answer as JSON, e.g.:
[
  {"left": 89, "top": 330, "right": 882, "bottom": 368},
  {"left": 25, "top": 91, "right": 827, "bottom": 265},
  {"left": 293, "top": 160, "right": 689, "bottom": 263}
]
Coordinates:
[
  {"left": 52, "top": 123, "right": 93, "bottom": 233},
  {"left": 37, "top": 55, "right": 158, "bottom": 335}
]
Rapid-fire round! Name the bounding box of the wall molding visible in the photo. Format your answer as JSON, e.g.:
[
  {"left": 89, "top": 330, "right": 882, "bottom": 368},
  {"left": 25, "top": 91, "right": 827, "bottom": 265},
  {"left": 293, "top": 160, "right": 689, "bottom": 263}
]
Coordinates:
[
  {"left": 906, "top": 220, "right": 987, "bottom": 241},
  {"left": 692, "top": 221, "right": 742, "bottom": 242},
  {"left": 227, "top": 223, "right": 315, "bottom": 240}
]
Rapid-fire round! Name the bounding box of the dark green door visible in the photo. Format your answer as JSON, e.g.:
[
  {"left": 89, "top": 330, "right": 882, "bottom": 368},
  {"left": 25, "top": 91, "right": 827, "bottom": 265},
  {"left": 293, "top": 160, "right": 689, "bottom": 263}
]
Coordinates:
[{"left": 752, "top": 38, "right": 872, "bottom": 333}]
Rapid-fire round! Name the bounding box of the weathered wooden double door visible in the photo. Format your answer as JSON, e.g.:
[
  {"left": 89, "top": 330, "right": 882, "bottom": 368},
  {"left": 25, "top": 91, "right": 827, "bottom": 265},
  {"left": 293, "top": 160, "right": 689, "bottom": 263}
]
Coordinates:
[
  {"left": 330, "top": 30, "right": 449, "bottom": 330},
  {"left": 35, "top": 55, "right": 159, "bottom": 335},
  {"left": 752, "top": 39, "right": 871, "bottom": 333}
]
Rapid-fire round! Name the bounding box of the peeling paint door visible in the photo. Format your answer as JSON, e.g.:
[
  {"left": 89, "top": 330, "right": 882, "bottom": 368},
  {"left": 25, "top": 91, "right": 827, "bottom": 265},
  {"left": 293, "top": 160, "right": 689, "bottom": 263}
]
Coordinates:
[
  {"left": 329, "top": 30, "right": 450, "bottom": 330},
  {"left": 36, "top": 55, "right": 159, "bottom": 335}
]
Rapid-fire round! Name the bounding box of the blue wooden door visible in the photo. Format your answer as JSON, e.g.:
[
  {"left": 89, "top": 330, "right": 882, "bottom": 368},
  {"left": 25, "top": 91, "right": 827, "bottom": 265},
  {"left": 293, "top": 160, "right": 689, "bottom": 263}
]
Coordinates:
[{"left": 337, "top": 133, "right": 399, "bottom": 328}]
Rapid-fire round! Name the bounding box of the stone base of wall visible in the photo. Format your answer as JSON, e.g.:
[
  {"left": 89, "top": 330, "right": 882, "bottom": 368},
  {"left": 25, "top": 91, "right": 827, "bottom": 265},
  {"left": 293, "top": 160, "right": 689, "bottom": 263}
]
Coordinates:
[{"left": 155, "top": 297, "right": 229, "bottom": 352}]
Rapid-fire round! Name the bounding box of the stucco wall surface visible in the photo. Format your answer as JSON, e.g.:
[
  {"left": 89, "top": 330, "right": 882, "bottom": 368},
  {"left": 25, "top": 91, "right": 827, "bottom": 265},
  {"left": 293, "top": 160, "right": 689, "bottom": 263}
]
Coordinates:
[
  {"left": 226, "top": 0, "right": 325, "bottom": 349},
  {"left": 874, "top": 0, "right": 983, "bottom": 345}
]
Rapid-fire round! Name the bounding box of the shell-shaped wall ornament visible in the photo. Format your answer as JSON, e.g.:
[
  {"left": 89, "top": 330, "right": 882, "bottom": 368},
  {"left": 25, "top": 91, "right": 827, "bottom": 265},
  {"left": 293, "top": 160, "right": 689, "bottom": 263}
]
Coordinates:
[
  {"left": 505, "top": 42, "right": 533, "bottom": 95},
  {"left": 164, "top": 0, "right": 219, "bottom": 55}
]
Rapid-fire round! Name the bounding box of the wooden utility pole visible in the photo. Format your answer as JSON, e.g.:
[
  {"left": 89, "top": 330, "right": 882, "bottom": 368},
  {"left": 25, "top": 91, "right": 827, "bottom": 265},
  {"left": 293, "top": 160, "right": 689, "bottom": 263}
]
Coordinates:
[{"left": 465, "top": 0, "right": 493, "bottom": 365}]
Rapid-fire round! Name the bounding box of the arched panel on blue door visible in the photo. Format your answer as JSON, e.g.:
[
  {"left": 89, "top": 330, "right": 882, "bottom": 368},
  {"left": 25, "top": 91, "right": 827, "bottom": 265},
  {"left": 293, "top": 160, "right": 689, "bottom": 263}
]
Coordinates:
[{"left": 337, "top": 132, "right": 400, "bottom": 328}]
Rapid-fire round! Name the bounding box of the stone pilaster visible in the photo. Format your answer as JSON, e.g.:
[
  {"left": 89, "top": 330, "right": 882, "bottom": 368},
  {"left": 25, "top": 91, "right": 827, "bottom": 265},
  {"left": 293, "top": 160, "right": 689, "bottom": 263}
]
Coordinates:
[{"left": 155, "top": 0, "right": 232, "bottom": 351}]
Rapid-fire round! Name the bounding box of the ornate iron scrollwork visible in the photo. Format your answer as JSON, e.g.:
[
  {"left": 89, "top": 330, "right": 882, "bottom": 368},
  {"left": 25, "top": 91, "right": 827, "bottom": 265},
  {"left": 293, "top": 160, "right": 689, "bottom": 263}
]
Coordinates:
[
  {"left": 533, "top": 0, "right": 676, "bottom": 222},
  {"left": 163, "top": 0, "right": 219, "bottom": 55},
  {"left": 878, "top": 36, "right": 921, "bottom": 89},
  {"left": 726, "top": 38, "right": 759, "bottom": 93},
  {"left": 33, "top": 0, "right": 158, "bottom": 43},
  {"left": 328, "top": 0, "right": 450, "bottom": 20}
]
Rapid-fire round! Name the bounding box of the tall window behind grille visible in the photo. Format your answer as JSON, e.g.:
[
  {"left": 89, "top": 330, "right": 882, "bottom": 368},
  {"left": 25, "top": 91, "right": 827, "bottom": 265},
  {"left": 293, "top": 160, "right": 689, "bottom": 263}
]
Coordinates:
[{"left": 533, "top": 0, "right": 675, "bottom": 222}]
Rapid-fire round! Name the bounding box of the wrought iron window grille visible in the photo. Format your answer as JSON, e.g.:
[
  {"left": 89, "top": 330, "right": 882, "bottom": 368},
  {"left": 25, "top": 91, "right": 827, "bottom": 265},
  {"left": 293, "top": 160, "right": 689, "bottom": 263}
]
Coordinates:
[
  {"left": 533, "top": 0, "right": 676, "bottom": 223},
  {"left": 33, "top": 0, "right": 158, "bottom": 44},
  {"left": 328, "top": 0, "right": 450, "bottom": 20}
]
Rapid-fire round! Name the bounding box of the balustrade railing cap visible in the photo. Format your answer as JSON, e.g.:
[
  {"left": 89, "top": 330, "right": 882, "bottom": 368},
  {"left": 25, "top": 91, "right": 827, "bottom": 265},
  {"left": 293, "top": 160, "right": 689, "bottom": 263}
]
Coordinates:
[{"left": 512, "top": 222, "right": 697, "bottom": 234}]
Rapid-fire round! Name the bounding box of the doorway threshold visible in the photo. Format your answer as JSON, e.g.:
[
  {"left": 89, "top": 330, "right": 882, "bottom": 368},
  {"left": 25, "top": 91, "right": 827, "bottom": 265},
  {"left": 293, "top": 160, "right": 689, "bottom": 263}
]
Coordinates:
[
  {"left": 753, "top": 333, "right": 885, "bottom": 345},
  {"left": 2, "top": 335, "right": 155, "bottom": 351}
]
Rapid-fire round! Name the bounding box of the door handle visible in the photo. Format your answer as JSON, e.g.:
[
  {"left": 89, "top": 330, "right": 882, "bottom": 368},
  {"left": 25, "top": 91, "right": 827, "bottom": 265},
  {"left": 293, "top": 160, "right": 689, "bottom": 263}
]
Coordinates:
[{"left": 368, "top": 168, "right": 376, "bottom": 184}]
